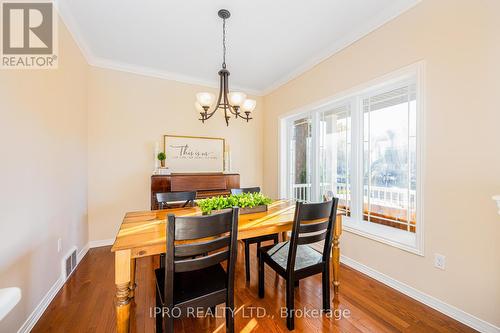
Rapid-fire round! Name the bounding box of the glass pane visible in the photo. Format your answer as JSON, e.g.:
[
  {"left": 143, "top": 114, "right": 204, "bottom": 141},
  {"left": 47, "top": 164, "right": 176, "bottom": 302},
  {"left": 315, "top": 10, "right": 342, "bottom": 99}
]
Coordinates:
[
  {"left": 319, "top": 105, "right": 351, "bottom": 215},
  {"left": 290, "top": 117, "right": 312, "bottom": 202},
  {"left": 363, "top": 85, "right": 417, "bottom": 232}
]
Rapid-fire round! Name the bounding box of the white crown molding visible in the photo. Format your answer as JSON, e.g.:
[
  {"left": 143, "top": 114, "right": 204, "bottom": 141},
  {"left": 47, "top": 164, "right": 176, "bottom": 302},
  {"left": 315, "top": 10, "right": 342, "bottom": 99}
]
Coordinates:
[
  {"left": 55, "top": 0, "right": 420, "bottom": 97},
  {"left": 341, "top": 255, "right": 500, "bottom": 333},
  {"left": 53, "top": 0, "right": 262, "bottom": 96},
  {"left": 53, "top": 0, "right": 95, "bottom": 64},
  {"left": 89, "top": 57, "right": 263, "bottom": 96},
  {"left": 261, "top": 0, "right": 422, "bottom": 95}
]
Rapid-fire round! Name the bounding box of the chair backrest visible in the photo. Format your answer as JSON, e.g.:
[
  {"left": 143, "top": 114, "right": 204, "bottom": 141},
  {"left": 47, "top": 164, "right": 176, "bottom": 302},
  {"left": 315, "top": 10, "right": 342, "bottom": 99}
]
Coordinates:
[
  {"left": 286, "top": 199, "right": 339, "bottom": 273},
  {"left": 156, "top": 191, "right": 196, "bottom": 209},
  {"left": 164, "top": 208, "right": 239, "bottom": 306},
  {"left": 230, "top": 187, "right": 261, "bottom": 195}
]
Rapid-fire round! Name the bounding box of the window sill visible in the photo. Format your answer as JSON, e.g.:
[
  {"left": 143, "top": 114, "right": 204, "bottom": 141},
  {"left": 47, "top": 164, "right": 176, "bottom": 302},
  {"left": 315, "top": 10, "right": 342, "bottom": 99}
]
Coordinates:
[{"left": 342, "top": 216, "right": 423, "bottom": 256}]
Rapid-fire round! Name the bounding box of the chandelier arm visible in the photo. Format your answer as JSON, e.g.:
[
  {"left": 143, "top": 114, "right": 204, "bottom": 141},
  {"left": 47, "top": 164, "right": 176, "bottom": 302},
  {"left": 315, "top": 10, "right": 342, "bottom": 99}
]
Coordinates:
[
  {"left": 236, "top": 112, "right": 252, "bottom": 120},
  {"left": 202, "top": 70, "right": 225, "bottom": 121},
  {"left": 228, "top": 103, "right": 251, "bottom": 120},
  {"left": 223, "top": 72, "right": 230, "bottom": 126},
  {"left": 212, "top": 70, "right": 224, "bottom": 112},
  {"left": 228, "top": 104, "right": 239, "bottom": 116}
]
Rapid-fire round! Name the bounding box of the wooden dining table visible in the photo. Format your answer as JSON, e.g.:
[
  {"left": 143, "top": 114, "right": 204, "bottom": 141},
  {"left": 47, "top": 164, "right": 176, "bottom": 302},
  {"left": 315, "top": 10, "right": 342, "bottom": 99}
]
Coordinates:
[{"left": 110, "top": 199, "right": 343, "bottom": 333}]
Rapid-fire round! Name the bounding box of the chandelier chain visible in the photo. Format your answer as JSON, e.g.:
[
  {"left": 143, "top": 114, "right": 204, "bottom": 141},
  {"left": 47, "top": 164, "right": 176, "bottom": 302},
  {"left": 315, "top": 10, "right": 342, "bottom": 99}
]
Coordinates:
[{"left": 222, "top": 18, "right": 226, "bottom": 69}]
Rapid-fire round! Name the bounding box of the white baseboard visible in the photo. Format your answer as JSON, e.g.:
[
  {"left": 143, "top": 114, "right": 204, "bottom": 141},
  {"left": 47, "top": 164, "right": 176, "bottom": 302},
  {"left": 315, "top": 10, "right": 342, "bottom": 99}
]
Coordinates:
[
  {"left": 340, "top": 255, "right": 500, "bottom": 333},
  {"left": 16, "top": 244, "right": 90, "bottom": 333},
  {"left": 77, "top": 243, "right": 90, "bottom": 264},
  {"left": 88, "top": 238, "right": 114, "bottom": 248},
  {"left": 16, "top": 275, "right": 63, "bottom": 333}
]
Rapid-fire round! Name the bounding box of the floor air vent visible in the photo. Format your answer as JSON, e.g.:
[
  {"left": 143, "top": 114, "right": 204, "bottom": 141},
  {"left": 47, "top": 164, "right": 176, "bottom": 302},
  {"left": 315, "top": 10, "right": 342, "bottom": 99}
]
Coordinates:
[{"left": 63, "top": 247, "right": 78, "bottom": 279}]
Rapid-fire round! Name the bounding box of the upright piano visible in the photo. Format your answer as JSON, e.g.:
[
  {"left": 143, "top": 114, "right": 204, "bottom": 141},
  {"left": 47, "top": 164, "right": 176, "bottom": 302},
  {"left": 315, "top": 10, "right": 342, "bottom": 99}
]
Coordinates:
[{"left": 150, "top": 173, "right": 240, "bottom": 210}]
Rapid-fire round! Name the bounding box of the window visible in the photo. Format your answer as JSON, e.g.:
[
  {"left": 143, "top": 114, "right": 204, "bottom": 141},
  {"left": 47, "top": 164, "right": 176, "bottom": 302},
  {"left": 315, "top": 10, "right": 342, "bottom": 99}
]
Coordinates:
[
  {"left": 290, "top": 116, "right": 312, "bottom": 202},
  {"left": 362, "top": 84, "right": 416, "bottom": 232},
  {"left": 319, "top": 104, "right": 351, "bottom": 216},
  {"left": 281, "top": 64, "right": 423, "bottom": 254}
]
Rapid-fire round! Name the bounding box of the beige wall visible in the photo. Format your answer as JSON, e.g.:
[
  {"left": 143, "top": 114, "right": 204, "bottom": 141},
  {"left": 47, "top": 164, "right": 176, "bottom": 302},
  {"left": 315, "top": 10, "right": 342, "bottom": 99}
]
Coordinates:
[
  {"left": 0, "top": 20, "right": 88, "bottom": 332},
  {"left": 2, "top": 0, "right": 499, "bottom": 330},
  {"left": 264, "top": 0, "right": 500, "bottom": 327},
  {"left": 87, "top": 67, "right": 264, "bottom": 241}
]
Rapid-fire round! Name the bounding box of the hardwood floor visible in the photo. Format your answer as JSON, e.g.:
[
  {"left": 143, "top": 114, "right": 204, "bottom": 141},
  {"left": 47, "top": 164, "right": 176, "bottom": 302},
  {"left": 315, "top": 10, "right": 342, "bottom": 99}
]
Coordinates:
[{"left": 32, "top": 245, "right": 475, "bottom": 333}]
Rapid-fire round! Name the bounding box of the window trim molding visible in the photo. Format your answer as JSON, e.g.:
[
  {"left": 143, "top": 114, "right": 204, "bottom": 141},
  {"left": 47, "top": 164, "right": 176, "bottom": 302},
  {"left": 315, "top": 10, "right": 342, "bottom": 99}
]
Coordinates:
[{"left": 279, "top": 61, "right": 425, "bottom": 256}]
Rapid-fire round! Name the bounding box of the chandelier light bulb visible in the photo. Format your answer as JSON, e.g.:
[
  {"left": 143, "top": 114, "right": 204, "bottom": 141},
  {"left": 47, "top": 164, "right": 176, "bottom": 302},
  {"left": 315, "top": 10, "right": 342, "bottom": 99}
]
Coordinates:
[
  {"left": 242, "top": 99, "right": 256, "bottom": 112},
  {"left": 228, "top": 92, "right": 247, "bottom": 107},
  {"left": 196, "top": 92, "right": 215, "bottom": 107}
]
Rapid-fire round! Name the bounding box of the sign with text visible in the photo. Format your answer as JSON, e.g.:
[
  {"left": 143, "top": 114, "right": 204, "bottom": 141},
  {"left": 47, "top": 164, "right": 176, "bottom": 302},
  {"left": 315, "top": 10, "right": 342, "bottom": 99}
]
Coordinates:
[
  {"left": 164, "top": 135, "right": 225, "bottom": 173},
  {"left": 1, "top": 1, "right": 58, "bottom": 69}
]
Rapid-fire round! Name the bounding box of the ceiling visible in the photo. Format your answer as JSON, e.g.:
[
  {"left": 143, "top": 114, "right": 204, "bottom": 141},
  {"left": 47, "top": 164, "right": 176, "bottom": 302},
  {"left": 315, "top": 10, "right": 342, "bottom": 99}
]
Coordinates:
[{"left": 56, "top": 0, "right": 419, "bottom": 95}]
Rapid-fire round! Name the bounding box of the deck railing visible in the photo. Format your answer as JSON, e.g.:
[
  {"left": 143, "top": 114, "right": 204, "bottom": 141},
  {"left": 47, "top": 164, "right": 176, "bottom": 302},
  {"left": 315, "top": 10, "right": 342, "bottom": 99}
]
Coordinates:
[{"left": 292, "top": 183, "right": 414, "bottom": 208}]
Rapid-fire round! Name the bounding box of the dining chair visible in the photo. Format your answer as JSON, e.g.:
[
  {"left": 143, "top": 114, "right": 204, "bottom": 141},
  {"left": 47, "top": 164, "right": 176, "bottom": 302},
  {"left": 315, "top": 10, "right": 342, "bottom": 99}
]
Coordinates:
[
  {"left": 230, "top": 187, "right": 279, "bottom": 282},
  {"left": 230, "top": 187, "right": 261, "bottom": 195},
  {"left": 155, "top": 208, "right": 239, "bottom": 333},
  {"left": 258, "top": 199, "right": 339, "bottom": 330},
  {"left": 156, "top": 191, "right": 196, "bottom": 209}
]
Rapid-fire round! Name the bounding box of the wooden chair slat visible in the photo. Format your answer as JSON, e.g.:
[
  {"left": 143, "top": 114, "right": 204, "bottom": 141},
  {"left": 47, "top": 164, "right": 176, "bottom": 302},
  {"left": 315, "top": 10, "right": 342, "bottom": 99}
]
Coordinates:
[
  {"left": 175, "top": 235, "right": 230, "bottom": 257},
  {"left": 297, "top": 231, "right": 327, "bottom": 245},
  {"left": 297, "top": 201, "right": 334, "bottom": 221},
  {"left": 174, "top": 250, "right": 229, "bottom": 272},
  {"left": 299, "top": 220, "right": 329, "bottom": 233},
  {"left": 174, "top": 210, "right": 233, "bottom": 240}
]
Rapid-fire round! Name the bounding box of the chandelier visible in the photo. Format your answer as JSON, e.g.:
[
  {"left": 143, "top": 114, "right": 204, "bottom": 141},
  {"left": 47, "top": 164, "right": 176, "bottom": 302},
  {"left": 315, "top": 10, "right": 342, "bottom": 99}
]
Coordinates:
[{"left": 195, "top": 9, "right": 256, "bottom": 126}]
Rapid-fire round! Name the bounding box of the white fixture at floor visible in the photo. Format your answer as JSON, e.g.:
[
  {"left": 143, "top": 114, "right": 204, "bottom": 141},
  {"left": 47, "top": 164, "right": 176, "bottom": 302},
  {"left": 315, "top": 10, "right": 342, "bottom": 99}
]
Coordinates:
[
  {"left": 493, "top": 195, "right": 500, "bottom": 215},
  {"left": 0, "top": 287, "right": 21, "bottom": 321}
]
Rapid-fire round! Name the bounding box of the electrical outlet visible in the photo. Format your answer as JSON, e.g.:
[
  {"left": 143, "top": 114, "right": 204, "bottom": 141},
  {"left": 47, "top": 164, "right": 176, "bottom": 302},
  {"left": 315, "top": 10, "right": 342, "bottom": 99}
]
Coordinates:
[
  {"left": 57, "top": 238, "right": 62, "bottom": 253},
  {"left": 434, "top": 253, "right": 445, "bottom": 270}
]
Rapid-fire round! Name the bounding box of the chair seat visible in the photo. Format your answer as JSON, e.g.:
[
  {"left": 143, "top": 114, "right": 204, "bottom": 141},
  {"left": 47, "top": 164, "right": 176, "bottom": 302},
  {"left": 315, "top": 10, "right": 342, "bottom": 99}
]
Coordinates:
[
  {"left": 260, "top": 241, "right": 323, "bottom": 272},
  {"left": 155, "top": 264, "right": 227, "bottom": 305}
]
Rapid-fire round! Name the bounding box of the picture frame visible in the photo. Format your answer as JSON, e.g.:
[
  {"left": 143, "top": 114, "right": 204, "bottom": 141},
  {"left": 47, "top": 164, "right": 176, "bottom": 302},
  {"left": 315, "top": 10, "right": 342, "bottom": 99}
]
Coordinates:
[{"left": 163, "top": 135, "right": 225, "bottom": 173}]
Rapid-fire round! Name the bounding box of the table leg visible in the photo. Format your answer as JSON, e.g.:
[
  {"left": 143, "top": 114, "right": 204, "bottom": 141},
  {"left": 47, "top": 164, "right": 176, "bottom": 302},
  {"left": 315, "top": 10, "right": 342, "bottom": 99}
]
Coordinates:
[
  {"left": 115, "top": 250, "right": 131, "bottom": 333},
  {"left": 129, "top": 258, "right": 136, "bottom": 298},
  {"left": 332, "top": 217, "right": 342, "bottom": 294}
]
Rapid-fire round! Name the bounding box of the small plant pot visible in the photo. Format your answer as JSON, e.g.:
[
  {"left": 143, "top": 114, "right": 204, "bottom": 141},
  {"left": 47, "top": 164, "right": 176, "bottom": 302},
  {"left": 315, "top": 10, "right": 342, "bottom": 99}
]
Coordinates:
[
  {"left": 203, "top": 205, "right": 268, "bottom": 216},
  {"left": 239, "top": 205, "right": 268, "bottom": 215}
]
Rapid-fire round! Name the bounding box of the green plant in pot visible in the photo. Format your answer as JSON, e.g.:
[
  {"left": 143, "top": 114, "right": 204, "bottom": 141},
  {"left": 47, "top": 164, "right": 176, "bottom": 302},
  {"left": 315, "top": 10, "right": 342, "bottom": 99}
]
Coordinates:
[
  {"left": 157, "top": 152, "right": 166, "bottom": 168},
  {"left": 197, "top": 192, "right": 272, "bottom": 215}
]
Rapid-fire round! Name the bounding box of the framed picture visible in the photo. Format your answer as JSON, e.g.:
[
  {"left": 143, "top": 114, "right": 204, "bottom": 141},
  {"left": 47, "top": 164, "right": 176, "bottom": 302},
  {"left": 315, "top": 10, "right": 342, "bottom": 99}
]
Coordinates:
[{"left": 163, "top": 135, "right": 225, "bottom": 173}]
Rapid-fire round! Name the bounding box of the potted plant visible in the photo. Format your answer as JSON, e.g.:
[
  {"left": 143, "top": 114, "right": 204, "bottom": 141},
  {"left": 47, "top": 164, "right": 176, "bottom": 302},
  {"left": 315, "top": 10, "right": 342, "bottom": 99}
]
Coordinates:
[
  {"left": 157, "top": 152, "right": 166, "bottom": 168},
  {"left": 197, "top": 192, "right": 273, "bottom": 215}
]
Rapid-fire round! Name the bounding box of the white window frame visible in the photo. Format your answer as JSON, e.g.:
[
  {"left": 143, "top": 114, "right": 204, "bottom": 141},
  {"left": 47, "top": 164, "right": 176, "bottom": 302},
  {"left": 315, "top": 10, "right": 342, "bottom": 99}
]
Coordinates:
[{"left": 279, "top": 62, "right": 425, "bottom": 255}]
